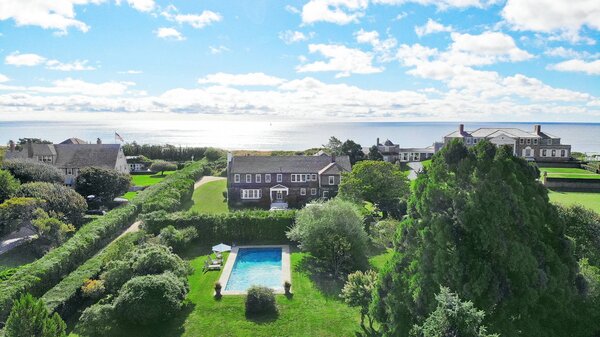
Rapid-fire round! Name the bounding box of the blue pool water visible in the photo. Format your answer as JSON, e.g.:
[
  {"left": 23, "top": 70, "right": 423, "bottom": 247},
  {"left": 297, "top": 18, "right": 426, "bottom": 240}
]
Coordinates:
[{"left": 225, "top": 248, "right": 283, "bottom": 292}]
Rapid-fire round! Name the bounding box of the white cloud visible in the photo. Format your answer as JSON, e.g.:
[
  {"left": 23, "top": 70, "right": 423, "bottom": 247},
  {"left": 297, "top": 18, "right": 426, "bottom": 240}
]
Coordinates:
[
  {"left": 548, "top": 59, "right": 600, "bottom": 75},
  {"left": 297, "top": 43, "right": 383, "bottom": 77},
  {"left": 415, "top": 19, "right": 453, "bottom": 37},
  {"left": 279, "top": 30, "right": 313, "bottom": 44},
  {"left": 209, "top": 45, "right": 230, "bottom": 54},
  {"left": 502, "top": 0, "right": 600, "bottom": 44},
  {"left": 285, "top": 5, "right": 301, "bottom": 14},
  {"left": 46, "top": 59, "right": 95, "bottom": 71},
  {"left": 197, "top": 73, "right": 286, "bottom": 86},
  {"left": 161, "top": 7, "right": 222, "bottom": 29},
  {"left": 0, "top": 0, "right": 103, "bottom": 33},
  {"left": 118, "top": 70, "right": 143, "bottom": 74},
  {"left": 123, "top": 0, "right": 155, "bottom": 12},
  {"left": 446, "top": 31, "right": 533, "bottom": 65},
  {"left": 155, "top": 27, "right": 185, "bottom": 41},
  {"left": 355, "top": 29, "right": 398, "bottom": 62},
  {"left": 395, "top": 12, "right": 408, "bottom": 20},
  {"left": 0, "top": 74, "right": 9, "bottom": 83},
  {"left": 373, "top": 0, "right": 499, "bottom": 9},
  {"left": 544, "top": 47, "right": 590, "bottom": 59},
  {"left": 5, "top": 52, "right": 46, "bottom": 66},
  {"left": 301, "top": 0, "right": 368, "bottom": 25}
]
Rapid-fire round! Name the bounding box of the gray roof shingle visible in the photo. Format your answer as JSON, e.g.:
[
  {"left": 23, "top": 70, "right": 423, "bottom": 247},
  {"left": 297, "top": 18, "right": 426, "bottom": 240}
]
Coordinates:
[
  {"left": 230, "top": 155, "right": 351, "bottom": 174},
  {"left": 5, "top": 144, "right": 121, "bottom": 169}
]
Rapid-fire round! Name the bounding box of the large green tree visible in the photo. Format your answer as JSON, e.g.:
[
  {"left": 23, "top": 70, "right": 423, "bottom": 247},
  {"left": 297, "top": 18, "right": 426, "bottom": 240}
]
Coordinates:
[
  {"left": 0, "top": 169, "right": 20, "bottom": 203},
  {"left": 149, "top": 160, "right": 177, "bottom": 176},
  {"left": 4, "top": 293, "right": 66, "bottom": 337},
  {"left": 341, "top": 139, "right": 365, "bottom": 165},
  {"left": 17, "top": 182, "right": 87, "bottom": 226},
  {"left": 339, "top": 160, "right": 410, "bottom": 218},
  {"left": 75, "top": 166, "right": 130, "bottom": 203},
  {"left": 2, "top": 159, "right": 64, "bottom": 184},
  {"left": 373, "top": 140, "right": 580, "bottom": 337}
]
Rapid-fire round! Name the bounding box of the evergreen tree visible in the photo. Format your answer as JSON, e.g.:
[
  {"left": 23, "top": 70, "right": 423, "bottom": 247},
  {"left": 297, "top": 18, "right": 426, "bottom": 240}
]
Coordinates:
[
  {"left": 373, "top": 140, "right": 579, "bottom": 337},
  {"left": 4, "top": 293, "right": 66, "bottom": 337}
]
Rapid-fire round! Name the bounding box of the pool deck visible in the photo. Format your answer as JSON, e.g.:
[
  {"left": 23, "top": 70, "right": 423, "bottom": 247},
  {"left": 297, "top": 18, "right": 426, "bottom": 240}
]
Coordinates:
[{"left": 218, "top": 244, "right": 291, "bottom": 295}]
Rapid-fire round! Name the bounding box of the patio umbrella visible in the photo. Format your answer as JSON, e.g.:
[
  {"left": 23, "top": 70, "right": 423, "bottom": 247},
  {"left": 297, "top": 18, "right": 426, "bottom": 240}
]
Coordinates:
[{"left": 212, "top": 243, "right": 232, "bottom": 253}]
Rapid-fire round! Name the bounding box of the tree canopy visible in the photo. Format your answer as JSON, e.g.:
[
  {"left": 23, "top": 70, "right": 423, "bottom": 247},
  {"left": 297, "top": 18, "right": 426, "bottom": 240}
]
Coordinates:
[
  {"left": 149, "top": 160, "right": 177, "bottom": 175},
  {"left": 4, "top": 293, "right": 66, "bottom": 337},
  {"left": 0, "top": 169, "right": 20, "bottom": 203},
  {"left": 339, "top": 160, "right": 410, "bottom": 218},
  {"left": 2, "top": 159, "right": 64, "bottom": 184},
  {"left": 17, "top": 182, "right": 87, "bottom": 226},
  {"left": 373, "top": 140, "right": 581, "bottom": 337},
  {"left": 75, "top": 166, "right": 130, "bottom": 203}
]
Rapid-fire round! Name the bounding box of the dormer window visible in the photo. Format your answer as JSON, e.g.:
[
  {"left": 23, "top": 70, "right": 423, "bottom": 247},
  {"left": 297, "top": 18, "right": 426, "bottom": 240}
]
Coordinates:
[
  {"left": 520, "top": 138, "right": 524, "bottom": 145},
  {"left": 526, "top": 138, "right": 531, "bottom": 145},
  {"left": 329, "top": 176, "right": 335, "bottom": 185},
  {"left": 533, "top": 139, "right": 538, "bottom": 145}
]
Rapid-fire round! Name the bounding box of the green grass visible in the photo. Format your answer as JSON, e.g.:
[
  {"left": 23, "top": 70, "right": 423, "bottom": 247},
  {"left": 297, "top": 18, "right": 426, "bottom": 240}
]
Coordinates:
[
  {"left": 71, "top": 246, "right": 393, "bottom": 337},
  {"left": 188, "top": 179, "right": 228, "bottom": 214},
  {"left": 121, "top": 191, "right": 138, "bottom": 201},
  {"left": 131, "top": 171, "right": 176, "bottom": 187},
  {"left": 548, "top": 190, "right": 600, "bottom": 213},
  {"left": 540, "top": 167, "right": 600, "bottom": 180}
]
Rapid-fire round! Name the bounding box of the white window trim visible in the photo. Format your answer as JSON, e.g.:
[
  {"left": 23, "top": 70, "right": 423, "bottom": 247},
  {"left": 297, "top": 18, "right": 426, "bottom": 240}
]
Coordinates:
[
  {"left": 466, "top": 137, "right": 472, "bottom": 144},
  {"left": 533, "top": 138, "right": 538, "bottom": 145},
  {"left": 265, "top": 174, "right": 271, "bottom": 183},
  {"left": 241, "top": 189, "right": 261, "bottom": 200},
  {"left": 300, "top": 188, "right": 306, "bottom": 196},
  {"left": 234, "top": 174, "right": 240, "bottom": 183},
  {"left": 256, "top": 174, "right": 261, "bottom": 183},
  {"left": 328, "top": 176, "right": 335, "bottom": 185},
  {"left": 311, "top": 188, "right": 317, "bottom": 195},
  {"left": 311, "top": 174, "right": 317, "bottom": 181},
  {"left": 246, "top": 174, "right": 251, "bottom": 183},
  {"left": 277, "top": 174, "right": 282, "bottom": 182}
]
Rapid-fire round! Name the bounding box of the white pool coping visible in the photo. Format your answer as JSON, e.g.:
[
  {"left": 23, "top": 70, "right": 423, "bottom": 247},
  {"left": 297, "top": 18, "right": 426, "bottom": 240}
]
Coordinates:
[{"left": 218, "top": 245, "right": 291, "bottom": 295}]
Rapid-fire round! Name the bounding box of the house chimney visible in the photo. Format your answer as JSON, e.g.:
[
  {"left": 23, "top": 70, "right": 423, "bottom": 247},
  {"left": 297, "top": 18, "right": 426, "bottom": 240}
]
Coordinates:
[
  {"left": 96, "top": 138, "right": 102, "bottom": 144},
  {"left": 8, "top": 140, "right": 15, "bottom": 152},
  {"left": 27, "top": 139, "right": 33, "bottom": 158},
  {"left": 459, "top": 124, "right": 464, "bottom": 134},
  {"left": 331, "top": 154, "right": 336, "bottom": 163},
  {"left": 376, "top": 137, "right": 380, "bottom": 146},
  {"left": 534, "top": 124, "right": 541, "bottom": 135}
]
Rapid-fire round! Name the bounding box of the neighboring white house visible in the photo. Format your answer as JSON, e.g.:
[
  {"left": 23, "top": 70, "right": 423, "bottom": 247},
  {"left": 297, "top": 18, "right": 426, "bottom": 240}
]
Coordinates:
[{"left": 5, "top": 138, "right": 129, "bottom": 186}]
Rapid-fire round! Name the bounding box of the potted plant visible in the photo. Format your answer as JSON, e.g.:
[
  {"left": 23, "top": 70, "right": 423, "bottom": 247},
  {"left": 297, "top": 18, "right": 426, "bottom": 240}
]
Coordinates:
[
  {"left": 214, "top": 282, "right": 222, "bottom": 298},
  {"left": 283, "top": 280, "right": 292, "bottom": 295}
]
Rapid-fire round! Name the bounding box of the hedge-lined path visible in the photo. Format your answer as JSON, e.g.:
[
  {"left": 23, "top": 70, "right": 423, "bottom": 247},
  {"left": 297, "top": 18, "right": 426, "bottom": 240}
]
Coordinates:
[
  {"left": 111, "top": 175, "right": 224, "bottom": 243},
  {"left": 194, "top": 175, "right": 226, "bottom": 189}
]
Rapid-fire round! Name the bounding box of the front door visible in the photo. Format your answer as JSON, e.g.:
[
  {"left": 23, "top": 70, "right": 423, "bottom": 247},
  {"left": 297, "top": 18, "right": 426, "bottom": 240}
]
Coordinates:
[{"left": 276, "top": 191, "right": 283, "bottom": 201}]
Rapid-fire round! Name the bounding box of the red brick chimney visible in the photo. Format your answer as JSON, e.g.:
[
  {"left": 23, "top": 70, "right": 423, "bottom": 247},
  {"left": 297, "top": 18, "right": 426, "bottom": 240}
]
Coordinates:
[{"left": 534, "top": 124, "right": 541, "bottom": 135}]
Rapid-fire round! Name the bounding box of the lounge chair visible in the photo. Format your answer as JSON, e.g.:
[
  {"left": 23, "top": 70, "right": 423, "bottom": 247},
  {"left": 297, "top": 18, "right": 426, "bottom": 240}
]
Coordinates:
[{"left": 203, "top": 259, "right": 221, "bottom": 272}]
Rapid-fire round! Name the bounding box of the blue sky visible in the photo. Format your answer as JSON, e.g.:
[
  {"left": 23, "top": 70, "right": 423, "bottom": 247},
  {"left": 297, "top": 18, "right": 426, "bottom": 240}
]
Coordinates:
[{"left": 0, "top": 0, "right": 599, "bottom": 122}]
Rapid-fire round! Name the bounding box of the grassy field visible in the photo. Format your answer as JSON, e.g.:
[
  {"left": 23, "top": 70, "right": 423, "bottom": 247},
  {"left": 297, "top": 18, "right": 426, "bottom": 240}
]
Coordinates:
[
  {"left": 540, "top": 167, "right": 600, "bottom": 180},
  {"left": 131, "top": 171, "right": 176, "bottom": 187},
  {"left": 188, "top": 179, "right": 228, "bottom": 214},
  {"left": 548, "top": 190, "right": 600, "bottom": 213}
]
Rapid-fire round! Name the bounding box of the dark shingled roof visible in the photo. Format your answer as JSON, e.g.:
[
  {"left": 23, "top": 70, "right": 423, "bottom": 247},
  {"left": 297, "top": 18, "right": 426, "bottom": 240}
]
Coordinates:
[
  {"left": 53, "top": 144, "right": 121, "bottom": 169},
  {"left": 60, "top": 138, "right": 87, "bottom": 145},
  {"left": 230, "top": 155, "right": 351, "bottom": 174}
]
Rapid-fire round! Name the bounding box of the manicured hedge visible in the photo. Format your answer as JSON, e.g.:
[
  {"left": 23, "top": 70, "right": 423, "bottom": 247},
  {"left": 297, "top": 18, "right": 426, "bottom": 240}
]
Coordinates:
[
  {"left": 0, "top": 161, "right": 206, "bottom": 323},
  {"left": 41, "top": 231, "right": 145, "bottom": 318},
  {"left": 142, "top": 210, "right": 296, "bottom": 244}
]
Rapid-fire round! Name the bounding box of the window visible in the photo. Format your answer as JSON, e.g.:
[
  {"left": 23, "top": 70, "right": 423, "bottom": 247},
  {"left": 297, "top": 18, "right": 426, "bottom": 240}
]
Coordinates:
[
  {"left": 525, "top": 148, "right": 531, "bottom": 157},
  {"left": 66, "top": 168, "right": 73, "bottom": 175},
  {"left": 473, "top": 138, "right": 478, "bottom": 144},
  {"left": 246, "top": 174, "right": 251, "bottom": 183},
  {"left": 552, "top": 149, "right": 556, "bottom": 157},
  {"left": 526, "top": 138, "right": 531, "bottom": 145},
  {"left": 300, "top": 188, "right": 306, "bottom": 196},
  {"left": 265, "top": 174, "right": 271, "bottom": 183},
  {"left": 311, "top": 188, "right": 317, "bottom": 195},
  {"left": 520, "top": 138, "right": 524, "bottom": 145},
  {"left": 311, "top": 174, "right": 317, "bottom": 181},
  {"left": 542, "top": 149, "right": 547, "bottom": 157},
  {"left": 241, "top": 189, "right": 261, "bottom": 199},
  {"left": 548, "top": 139, "right": 552, "bottom": 145},
  {"left": 291, "top": 174, "right": 309, "bottom": 182},
  {"left": 466, "top": 137, "right": 472, "bottom": 144},
  {"left": 234, "top": 174, "right": 240, "bottom": 183},
  {"left": 277, "top": 174, "right": 282, "bottom": 182},
  {"left": 561, "top": 149, "right": 566, "bottom": 157},
  {"left": 328, "top": 176, "right": 335, "bottom": 185},
  {"left": 533, "top": 138, "right": 538, "bottom": 145},
  {"left": 256, "top": 174, "right": 261, "bottom": 183},
  {"left": 323, "top": 191, "right": 329, "bottom": 198}
]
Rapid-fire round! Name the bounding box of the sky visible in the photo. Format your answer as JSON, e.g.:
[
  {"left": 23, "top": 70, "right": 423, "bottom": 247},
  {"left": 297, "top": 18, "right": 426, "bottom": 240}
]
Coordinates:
[{"left": 0, "top": 0, "right": 599, "bottom": 123}]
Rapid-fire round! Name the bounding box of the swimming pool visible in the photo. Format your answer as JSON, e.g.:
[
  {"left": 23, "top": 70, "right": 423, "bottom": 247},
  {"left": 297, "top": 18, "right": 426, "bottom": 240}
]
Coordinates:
[{"left": 219, "top": 245, "right": 291, "bottom": 295}]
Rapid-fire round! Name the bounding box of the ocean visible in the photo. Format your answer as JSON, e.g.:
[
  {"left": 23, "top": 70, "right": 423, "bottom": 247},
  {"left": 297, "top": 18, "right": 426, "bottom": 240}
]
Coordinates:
[{"left": 1, "top": 120, "right": 600, "bottom": 153}]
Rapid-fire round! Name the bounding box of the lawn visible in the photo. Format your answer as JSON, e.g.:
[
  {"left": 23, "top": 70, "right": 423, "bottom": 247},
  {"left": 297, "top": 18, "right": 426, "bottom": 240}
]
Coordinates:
[
  {"left": 188, "top": 179, "right": 228, "bottom": 214},
  {"left": 540, "top": 167, "right": 600, "bottom": 180},
  {"left": 131, "top": 171, "right": 176, "bottom": 187},
  {"left": 548, "top": 190, "right": 600, "bottom": 213},
  {"left": 72, "top": 246, "right": 392, "bottom": 337}
]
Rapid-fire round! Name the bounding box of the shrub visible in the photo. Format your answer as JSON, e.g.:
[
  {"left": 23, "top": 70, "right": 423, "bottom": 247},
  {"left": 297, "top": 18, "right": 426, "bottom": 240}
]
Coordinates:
[
  {"left": 287, "top": 199, "right": 368, "bottom": 276},
  {"left": 0, "top": 169, "right": 20, "bottom": 203},
  {"left": 245, "top": 285, "right": 277, "bottom": 316},
  {"left": 31, "top": 209, "right": 76, "bottom": 249},
  {"left": 204, "top": 147, "right": 224, "bottom": 161},
  {"left": 75, "top": 167, "right": 131, "bottom": 204},
  {"left": 81, "top": 279, "right": 105, "bottom": 300},
  {"left": 341, "top": 270, "right": 378, "bottom": 332},
  {"left": 0, "top": 197, "right": 44, "bottom": 235},
  {"left": 2, "top": 159, "right": 64, "bottom": 184},
  {"left": 4, "top": 293, "right": 66, "bottom": 337},
  {"left": 158, "top": 225, "right": 198, "bottom": 252},
  {"left": 149, "top": 160, "right": 177, "bottom": 175},
  {"left": 114, "top": 272, "right": 188, "bottom": 325},
  {"left": 17, "top": 182, "right": 87, "bottom": 226},
  {"left": 76, "top": 303, "right": 117, "bottom": 337},
  {"left": 372, "top": 219, "right": 400, "bottom": 248}
]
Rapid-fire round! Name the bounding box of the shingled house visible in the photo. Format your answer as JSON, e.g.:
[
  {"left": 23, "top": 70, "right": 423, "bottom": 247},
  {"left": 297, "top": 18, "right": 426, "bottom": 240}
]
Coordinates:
[
  {"left": 227, "top": 154, "right": 352, "bottom": 209},
  {"left": 375, "top": 138, "right": 436, "bottom": 163},
  {"left": 5, "top": 138, "right": 129, "bottom": 185},
  {"left": 443, "top": 124, "right": 572, "bottom": 162}
]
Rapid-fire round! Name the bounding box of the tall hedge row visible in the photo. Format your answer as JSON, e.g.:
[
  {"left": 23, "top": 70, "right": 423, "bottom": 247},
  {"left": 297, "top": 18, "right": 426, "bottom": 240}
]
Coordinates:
[
  {"left": 0, "top": 161, "right": 206, "bottom": 323},
  {"left": 142, "top": 210, "right": 296, "bottom": 244}
]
